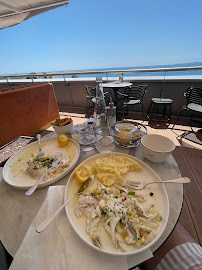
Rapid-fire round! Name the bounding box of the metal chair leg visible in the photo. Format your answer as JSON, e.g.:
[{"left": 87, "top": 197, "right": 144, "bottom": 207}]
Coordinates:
[
  {"left": 141, "top": 103, "right": 144, "bottom": 122},
  {"left": 147, "top": 101, "right": 152, "bottom": 117},
  {"left": 86, "top": 98, "right": 90, "bottom": 117},
  {"left": 171, "top": 109, "right": 184, "bottom": 130},
  {"left": 169, "top": 104, "right": 172, "bottom": 123},
  {"left": 163, "top": 104, "right": 167, "bottom": 117},
  {"left": 189, "top": 112, "right": 195, "bottom": 132},
  {"left": 189, "top": 112, "right": 194, "bottom": 126},
  {"left": 150, "top": 103, "right": 157, "bottom": 121},
  {"left": 122, "top": 104, "right": 127, "bottom": 119}
]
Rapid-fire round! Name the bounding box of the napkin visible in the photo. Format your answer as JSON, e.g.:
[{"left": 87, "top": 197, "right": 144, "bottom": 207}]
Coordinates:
[{"left": 9, "top": 186, "right": 153, "bottom": 270}]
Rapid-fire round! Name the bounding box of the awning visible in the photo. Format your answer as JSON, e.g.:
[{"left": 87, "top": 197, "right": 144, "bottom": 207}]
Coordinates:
[{"left": 0, "top": 0, "right": 70, "bottom": 30}]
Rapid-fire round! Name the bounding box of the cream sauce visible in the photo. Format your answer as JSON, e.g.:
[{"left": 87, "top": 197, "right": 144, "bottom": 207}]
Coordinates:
[
  {"left": 9, "top": 141, "right": 76, "bottom": 185},
  {"left": 68, "top": 160, "right": 165, "bottom": 253}
]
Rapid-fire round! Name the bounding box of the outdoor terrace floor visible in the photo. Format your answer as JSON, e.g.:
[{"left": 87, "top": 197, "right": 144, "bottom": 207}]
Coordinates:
[{"left": 46, "top": 111, "right": 202, "bottom": 246}]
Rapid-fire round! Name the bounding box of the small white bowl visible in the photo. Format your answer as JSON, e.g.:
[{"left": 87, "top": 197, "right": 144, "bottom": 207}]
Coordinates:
[
  {"left": 141, "top": 134, "right": 175, "bottom": 163},
  {"left": 52, "top": 121, "right": 73, "bottom": 135}
]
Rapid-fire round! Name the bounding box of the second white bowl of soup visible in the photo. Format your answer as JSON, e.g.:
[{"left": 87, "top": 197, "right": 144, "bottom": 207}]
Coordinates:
[{"left": 141, "top": 134, "right": 175, "bottom": 163}]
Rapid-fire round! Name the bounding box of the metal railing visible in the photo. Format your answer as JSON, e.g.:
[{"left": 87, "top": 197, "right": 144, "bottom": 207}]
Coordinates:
[{"left": 0, "top": 65, "right": 202, "bottom": 80}]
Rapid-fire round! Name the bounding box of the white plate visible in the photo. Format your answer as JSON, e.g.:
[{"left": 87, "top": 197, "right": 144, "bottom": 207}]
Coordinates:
[
  {"left": 3, "top": 137, "right": 80, "bottom": 190},
  {"left": 64, "top": 152, "right": 169, "bottom": 256}
]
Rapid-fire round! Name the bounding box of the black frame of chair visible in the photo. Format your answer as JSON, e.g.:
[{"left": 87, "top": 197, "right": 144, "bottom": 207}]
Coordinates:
[
  {"left": 171, "top": 86, "right": 202, "bottom": 143},
  {"left": 85, "top": 85, "right": 96, "bottom": 117},
  {"left": 172, "top": 86, "right": 202, "bottom": 130},
  {"left": 85, "top": 85, "right": 112, "bottom": 117},
  {"left": 147, "top": 98, "right": 173, "bottom": 123},
  {"left": 117, "top": 84, "right": 147, "bottom": 119}
]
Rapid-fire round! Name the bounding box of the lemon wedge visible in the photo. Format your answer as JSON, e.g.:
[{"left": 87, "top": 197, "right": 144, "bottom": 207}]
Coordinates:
[
  {"left": 75, "top": 165, "right": 90, "bottom": 183},
  {"left": 57, "top": 134, "right": 69, "bottom": 147}
]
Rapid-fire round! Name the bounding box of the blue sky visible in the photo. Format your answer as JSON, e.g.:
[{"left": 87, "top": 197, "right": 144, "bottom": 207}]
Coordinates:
[{"left": 0, "top": 0, "right": 202, "bottom": 74}]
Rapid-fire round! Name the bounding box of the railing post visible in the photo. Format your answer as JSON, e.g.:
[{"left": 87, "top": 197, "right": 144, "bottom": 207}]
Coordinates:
[{"left": 159, "top": 71, "right": 166, "bottom": 99}]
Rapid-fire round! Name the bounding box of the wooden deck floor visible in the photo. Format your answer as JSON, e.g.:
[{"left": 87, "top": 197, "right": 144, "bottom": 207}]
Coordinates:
[{"left": 49, "top": 112, "right": 202, "bottom": 245}]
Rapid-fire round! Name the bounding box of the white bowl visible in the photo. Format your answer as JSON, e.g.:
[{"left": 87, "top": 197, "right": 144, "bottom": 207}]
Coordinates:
[
  {"left": 52, "top": 121, "right": 73, "bottom": 134},
  {"left": 141, "top": 134, "right": 175, "bottom": 163}
]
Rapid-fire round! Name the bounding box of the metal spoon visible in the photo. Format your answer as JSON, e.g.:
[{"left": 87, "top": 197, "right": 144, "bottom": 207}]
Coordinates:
[
  {"left": 25, "top": 153, "right": 63, "bottom": 196},
  {"left": 126, "top": 177, "right": 190, "bottom": 190},
  {"left": 36, "top": 175, "right": 95, "bottom": 233},
  {"left": 37, "top": 134, "right": 44, "bottom": 157}
]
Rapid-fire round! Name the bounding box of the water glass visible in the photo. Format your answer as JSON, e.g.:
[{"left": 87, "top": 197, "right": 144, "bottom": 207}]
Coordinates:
[
  {"left": 95, "top": 127, "right": 115, "bottom": 153},
  {"left": 75, "top": 123, "right": 95, "bottom": 146}
]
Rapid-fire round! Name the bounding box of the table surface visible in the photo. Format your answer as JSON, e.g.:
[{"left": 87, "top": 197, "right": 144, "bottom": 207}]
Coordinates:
[
  {"left": 0, "top": 132, "right": 183, "bottom": 258},
  {"left": 102, "top": 81, "right": 132, "bottom": 88}
]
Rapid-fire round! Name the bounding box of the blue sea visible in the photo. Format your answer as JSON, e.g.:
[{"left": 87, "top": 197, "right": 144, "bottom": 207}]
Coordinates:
[
  {"left": 62, "top": 62, "right": 202, "bottom": 78},
  {"left": 2, "top": 62, "right": 202, "bottom": 78}
]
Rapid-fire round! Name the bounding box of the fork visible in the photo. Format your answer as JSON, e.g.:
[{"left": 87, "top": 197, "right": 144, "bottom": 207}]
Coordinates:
[
  {"left": 36, "top": 175, "right": 95, "bottom": 233},
  {"left": 37, "top": 134, "right": 44, "bottom": 157},
  {"left": 25, "top": 153, "right": 63, "bottom": 196},
  {"left": 126, "top": 177, "right": 190, "bottom": 190}
]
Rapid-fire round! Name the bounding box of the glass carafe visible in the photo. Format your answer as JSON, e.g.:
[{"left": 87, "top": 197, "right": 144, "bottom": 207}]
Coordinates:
[{"left": 93, "top": 77, "right": 107, "bottom": 127}]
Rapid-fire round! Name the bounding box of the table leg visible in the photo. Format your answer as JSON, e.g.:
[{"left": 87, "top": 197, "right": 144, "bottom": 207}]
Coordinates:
[{"left": 113, "top": 88, "right": 122, "bottom": 120}]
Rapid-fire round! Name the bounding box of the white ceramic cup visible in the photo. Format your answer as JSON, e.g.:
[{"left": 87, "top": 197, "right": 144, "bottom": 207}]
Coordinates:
[{"left": 141, "top": 134, "right": 175, "bottom": 163}]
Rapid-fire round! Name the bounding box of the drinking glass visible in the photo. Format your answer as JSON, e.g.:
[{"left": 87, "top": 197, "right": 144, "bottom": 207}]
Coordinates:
[
  {"left": 75, "top": 123, "right": 95, "bottom": 146},
  {"left": 95, "top": 127, "right": 115, "bottom": 153}
]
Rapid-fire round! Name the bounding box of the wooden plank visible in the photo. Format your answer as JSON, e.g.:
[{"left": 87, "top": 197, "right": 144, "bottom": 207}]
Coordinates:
[
  {"left": 184, "top": 190, "right": 202, "bottom": 245},
  {"left": 179, "top": 197, "right": 200, "bottom": 244},
  {"left": 173, "top": 146, "right": 202, "bottom": 245},
  {"left": 196, "top": 148, "right": 202, "bottom": 158},
  {"left": 181, "top": 148, "right": 202, "bottom": 189}
]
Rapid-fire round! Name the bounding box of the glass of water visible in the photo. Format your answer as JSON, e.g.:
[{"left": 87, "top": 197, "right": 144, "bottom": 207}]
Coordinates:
[
  {"left": 95, "top": 127, "right": 115, "bottom": 153},
  {"left": 75, "top": 123, "right": 95, "bottom": 146}
]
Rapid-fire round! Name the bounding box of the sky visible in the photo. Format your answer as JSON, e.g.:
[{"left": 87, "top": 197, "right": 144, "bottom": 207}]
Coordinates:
[{"left": 0, "top": 0, "right": 202, "bottom": 74}]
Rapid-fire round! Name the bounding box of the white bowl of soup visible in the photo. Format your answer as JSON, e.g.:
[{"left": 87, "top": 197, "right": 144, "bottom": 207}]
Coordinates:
[{"left": 141, "top": 134, "right": 175, "bottom": 163}]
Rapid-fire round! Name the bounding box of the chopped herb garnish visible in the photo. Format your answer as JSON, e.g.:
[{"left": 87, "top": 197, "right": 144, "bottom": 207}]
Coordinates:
[
  {"left": 120, "top": 190, "right": 124, "bottom": 193},
  {"left": 128, "top": 191, "right": 135, "bottom": 196},
  {"left": 115, "top": 195, "right": 118, "bottom": 198},
  {"left": 104, "top": 189, "right": 107, "bottom": 194},
  {"left": 127, "top": 212, "right": 132, "bottom": 216}
]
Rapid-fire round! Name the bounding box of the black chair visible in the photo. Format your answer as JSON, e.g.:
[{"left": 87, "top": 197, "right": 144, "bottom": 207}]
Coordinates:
[
  {"left": 85, "top": 85, "right": 111, "bottom": 117},
  {"left": 147, "top": 98, "right": 173, "bottom": 123},
  {"left": 172, "top": 86, "right": 202, "bottom": 131},
  {"left": 85, "top": 85, "right": 96, "bottom": 117},
  {"left": 117, "top": 84, "right": 147, "bottom": 119}
]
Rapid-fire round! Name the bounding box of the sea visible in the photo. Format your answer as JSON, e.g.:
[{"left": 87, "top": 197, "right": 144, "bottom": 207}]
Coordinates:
[
  {"left": 59, "top": 62, "right": 202, "bottom": 78},
  {"left": 1, "top": 62, "right": 202, "bottom": 78}
]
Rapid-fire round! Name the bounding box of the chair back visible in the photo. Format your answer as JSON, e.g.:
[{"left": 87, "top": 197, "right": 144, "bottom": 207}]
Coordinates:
[
  {"left": 185, "top": 87, "right": 202, "bottom": 106},
  {"left": 124, "top": 84, "right": 147, "bottom": 102},
  {"left": 85, "top": 85, "right": 96, "bottom": 98}
]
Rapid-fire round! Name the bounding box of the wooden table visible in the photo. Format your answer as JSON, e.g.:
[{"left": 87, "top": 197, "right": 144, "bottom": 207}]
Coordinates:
[
  {"left": 0, "top": 132, "right": 183, "bottom": 261},
  {"left": 102, "top": 81, "right": 132, "bottom": 119}
]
